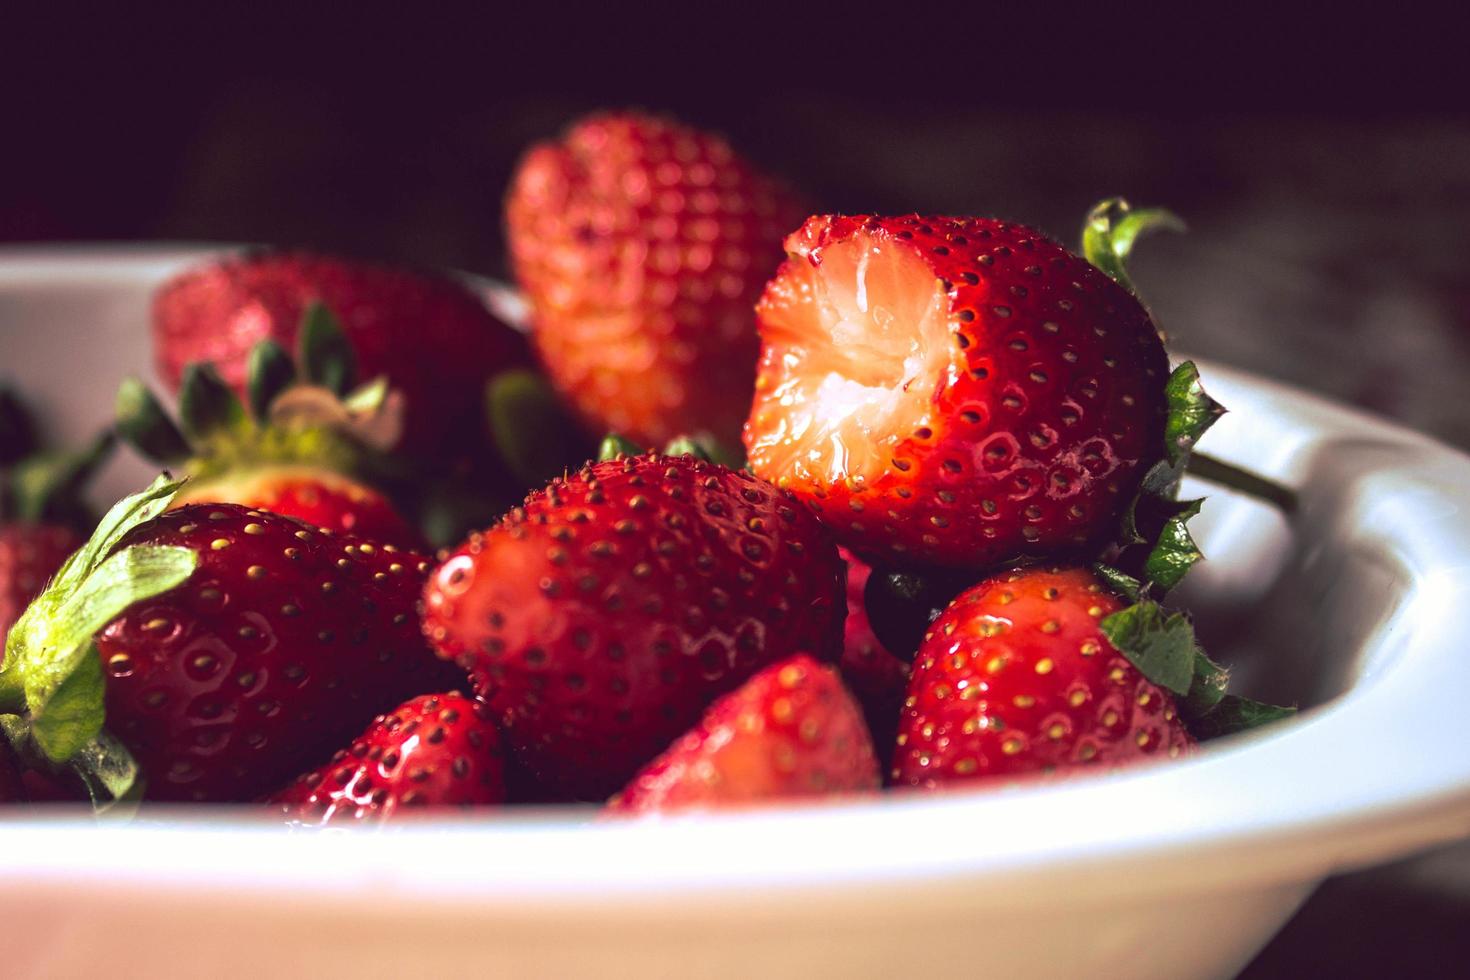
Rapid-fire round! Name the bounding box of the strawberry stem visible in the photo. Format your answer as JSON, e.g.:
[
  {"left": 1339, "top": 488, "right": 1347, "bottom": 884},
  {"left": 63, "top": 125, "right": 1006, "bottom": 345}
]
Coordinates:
[{"left": 1186, "top": 453, "right": 1297, "bottom": 513}]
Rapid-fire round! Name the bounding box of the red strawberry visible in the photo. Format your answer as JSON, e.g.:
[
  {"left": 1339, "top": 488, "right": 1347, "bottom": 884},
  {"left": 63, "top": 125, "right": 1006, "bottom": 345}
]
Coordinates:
[
  {"left": 270, "top": 691, "right": 505, "bottom": 824},
  {"left": 744, "top": 215, "right": 1169, "bottom": 570},
  {"left": 837, "top": 548, "right": 909, "bottom": 751},
  {"left": 119, "top": 311, "right": 422, "bottom": 548},
  {"left": 152, "top": 251, "right": 529, "bottom": 453},
  {"left": 505, "top": 111, "right": 806, "bottom": 446},
  {"left": 608, "top": 654, "right": 880, "bottom": 813},
  {"left": 422, "top": 452, "right": 845, "bottom": 800},
  {"left": 1, "top": 524, "right": 81, "bottom": 642},
  {"left": 0, "top": 480, "right": 462, "bottom": 804},
  {"left": 170, "top": 466, "right": 416, "bottom": 545},
  {"left": 893, "top": 567, "right": 1193, "bottom": 788}
]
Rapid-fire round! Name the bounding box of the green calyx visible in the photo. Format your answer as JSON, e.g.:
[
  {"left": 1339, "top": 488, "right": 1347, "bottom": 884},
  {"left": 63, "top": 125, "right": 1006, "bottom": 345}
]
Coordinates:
[
  {"left": 114, "top": 303, "right": 399, "bottom": 485},
  {"left": 0, "top": 382, "right": 115, "bottom": 527},
  {"left": 0, "top": 475, "right": 196, "bottom": 809},
  {"left": 593, "top": 433, "right": 743, "bottom": 467},
  {"left": 486, "top": 369, "right": 586, "bottom": 487},
  {"left": 1081, "top": 197, "right": 1186, "bottom": 299}
]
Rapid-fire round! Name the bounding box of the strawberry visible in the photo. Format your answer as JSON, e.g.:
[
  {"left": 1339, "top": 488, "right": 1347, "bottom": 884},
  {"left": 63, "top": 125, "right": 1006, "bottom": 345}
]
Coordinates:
[
  {"left": 743, "top": 214, "right": 1169, "bottom": 570},
  {"left": 0, "top": 478, "right": 462, "bottom": 806},
  {"left": 893, "top": 567, "right": 1194, "bottom": 789},
  {"left": 270, "top": 691, "right": 505, "bottom": 824},
  {"left": 837, "top": 548, "right": 909, "bottom": 752},
  {"left": 152, "top": 251, "right": 529, "bottom": 455},
  {"left": 608, "top": 654, "right": 880, "bottom": 813},
  {"left": 118, "top": 307, "right": 420, "bottom": 546},
  {"left": 422, "top": 452, "right": 845, "bottom": 800},
  {"left": 0, "top": 386, "right": 110, "bottom": 641},
  {"left": 505, "top": 111, "right": 806, "bottom": 447},
  {"left": 1, "top": 524, "right": 81, "bottom": 641}
]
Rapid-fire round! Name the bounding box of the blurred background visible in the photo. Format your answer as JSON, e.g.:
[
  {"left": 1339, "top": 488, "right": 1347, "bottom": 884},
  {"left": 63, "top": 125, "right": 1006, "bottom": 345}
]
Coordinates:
[{"left": 2, "top": 7, "right": 1467, "bottom": 975}]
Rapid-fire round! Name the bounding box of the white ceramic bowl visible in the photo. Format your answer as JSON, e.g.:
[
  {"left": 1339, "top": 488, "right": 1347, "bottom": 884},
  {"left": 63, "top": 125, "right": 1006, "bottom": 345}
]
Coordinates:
[{"left": 2, "top": 245, "right": 1469, "bottom": 980}]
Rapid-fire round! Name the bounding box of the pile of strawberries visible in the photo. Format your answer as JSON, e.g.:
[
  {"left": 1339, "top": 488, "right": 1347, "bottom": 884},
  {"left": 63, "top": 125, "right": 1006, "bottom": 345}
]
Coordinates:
[{"left": 0, "top": 112, "right": 1289, "bottom": 821}]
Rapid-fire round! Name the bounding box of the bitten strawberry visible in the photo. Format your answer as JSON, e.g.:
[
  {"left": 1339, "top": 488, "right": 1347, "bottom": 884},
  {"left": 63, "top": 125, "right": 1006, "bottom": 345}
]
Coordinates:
[
  {"left": 893, "top": 567, "right": 1193, "bottom": 788},
  {"left": 271, "top": 691, "right": 505, "bottom": 824},
  {"left": 118, "top": 308, "right": 419, "bottom": 545},
  {"left": 744, "top": 214, "right": 1169, "bottom": 570},
  {"left": 608, "top": 654, "right": 880, "bottom": 813},
  {"left": 506, "top": 111, "right": 806, "bottom": 446},
  {"left": 152, "top": 251, "right": 529, "bottom": 453},
  {"left": 0, "top": 479, "right": 462, "bottom": 806},
  {"left": 423, "top": 452, "right": 845, "bottom": 800},
  {"left": 837, "top": 548, "right": 909, "bottom": 752}
]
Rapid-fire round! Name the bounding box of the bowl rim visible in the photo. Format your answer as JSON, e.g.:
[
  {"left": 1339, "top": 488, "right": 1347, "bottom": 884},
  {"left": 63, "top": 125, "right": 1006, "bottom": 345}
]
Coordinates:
[{"left": 3, "top": 243, "right": 1469, "bottom": 908}]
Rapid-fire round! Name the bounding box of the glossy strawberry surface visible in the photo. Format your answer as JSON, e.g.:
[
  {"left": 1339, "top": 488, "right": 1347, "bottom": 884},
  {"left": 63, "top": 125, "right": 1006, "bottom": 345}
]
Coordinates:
[
  {"left": 422, "top": 453, "right": 845, "bottom": 800},
  {"left": 0, "top": 523, "right": 81, "bottom": 643},
  {"left": 271, "top": 691, "right": 505, "bottom": 824},
  {"left": 744, "top": 214, "right": 1169, "bottom": 570},
  {"left": 894, "top": 567, "right": 1193, "bottom": 788},
  {"left": 97, "top": 504, "right": 461, "bottom": 801},
  {"left": 837, "top": 548, "right": 909, "bottom": 753},
  {"left": 506, "top": 111, "right": 805, "bottom": 446},
  {"left": 173, "top": 466, "right": 420, "bottom": 547},
  {"left": 152, "top": 251, "right": 529, "bottom": 452},
  {"left": 609, "top": 654, "right": 880, "bottom": 813}
]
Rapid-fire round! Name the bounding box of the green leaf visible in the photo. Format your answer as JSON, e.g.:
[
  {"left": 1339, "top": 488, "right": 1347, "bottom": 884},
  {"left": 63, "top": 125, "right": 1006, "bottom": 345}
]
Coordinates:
[
  {"left": 598, "top": 433, "right": 644, "bottom": 462},
  {"left": 1092, "top": 564, "right": 1142, "bottom": 602},
  {"left": 1143, "top": 498, "right": 1204, "bottom": 592},
  {"left": 1188, "top": 695, "right": 1296, "bottom": 740},
  {"left": 21, "top": 545, "right": 196, "bottom": 762},
  {"left": 246, "top": 339, "right": 297, "bottom": 420},
  {"left": 1099, "top": 600, "right": 1197, "bottom": 696},
  {"left": 1081, "top": 197, "right": 1186, "bottom": 296},
  {"left": 68, "top": 729, "right": 142, "bottom": 813},
  {"left": 662, "top": 436, "right": 713, "bottom": 461},
  {"left": 486, "top": 369, "right": 582, "bottom": 485},
  {"left": 1180, "top": 646, "right": 1231, "bottom": 717},
  {"left": 298, "top": 302, "right": 356, "bottom": 396},
  {"left": 0, "top": 383, "right": 39, "bottom": 467},
  {"left": 8, "top": 431, "right": 115, "bottom": 524},
  {"left": 1163, "top": 361, "right": 1225, "bottom": 467},
  {"left": 178, "top": 363, "right": 249, "bottom": 444},
  {"left": 115, "top": 377, "right": 192, "bottom": 464}
]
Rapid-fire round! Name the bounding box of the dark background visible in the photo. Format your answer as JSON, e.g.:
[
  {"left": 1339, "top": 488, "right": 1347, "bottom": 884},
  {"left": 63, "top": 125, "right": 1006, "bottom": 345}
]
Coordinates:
[{"left": 3, "top": 8, "right": 1468, "bottom": 975}]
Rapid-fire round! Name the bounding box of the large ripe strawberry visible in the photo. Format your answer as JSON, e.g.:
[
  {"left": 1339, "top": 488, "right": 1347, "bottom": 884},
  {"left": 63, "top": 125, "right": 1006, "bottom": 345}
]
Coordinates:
[
  {"left": 837, "top": 548, "right": 909, "bottom": 752},
  {"left": 505, "top": 111, "right": 806, "bottom": 447},
  {"left": 744, "top": 214, "right": 1169, "bottom": 570},
  {"left": 0, "top": 478, "right": 462, "bottom": 806},
  {"left": 422, "top": 451, "right": 845, "bottom": 800},
  {"left": 152, "top": 251, "right": 529, "bottom": 454},
  {"left": 270, "top": 691, "right": 505, "bottom": 824},
  {"left": 118, "top": 308, "right": 419, "bottom": 545},
  {"left": 1, "top": 524, "right": 81, "bottom": 642},
  {"left": 893, "top": 567, "right": 1194, "bottom": 788},
  {"left": 608, "top": 654, "right": 879, "bottom": 813}
]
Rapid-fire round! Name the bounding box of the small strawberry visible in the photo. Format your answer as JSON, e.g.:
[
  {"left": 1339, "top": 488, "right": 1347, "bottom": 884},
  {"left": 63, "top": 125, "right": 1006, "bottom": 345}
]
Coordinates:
[
  {"left": 608, "top": 654, "right": 880, "bottom": 813},
  {"left": 744, "top": 214, "right": 1170, "bottom": 570},
  {"left": 837, "top": 548, "right": 909, "bottom": 752},
  {"left": 893, "top": 567, "right": 1194, "bottom": 788},
  {"left": 0, "top": 478, "right": 461, "bottom": 806},
  {"left": 152, "top": 250, "right": 530, "bottom": 455},
  {"left": 0, "top": 386, "right": 111, "bottom": 640},
  {"left": 423, "top": 451, "right": 845, "bottom": 800},
  {"left": 117, "top": 306, "right": 419, "bottom": 545},
  {"left": 506, "top": 111, "right": 806, "bottom": 446},
  {"left": 270, "top": 691, "right": 505, "bottom": 824},
  {"left": 1, "top": 525, "right": 81, "bottom": 642}
]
